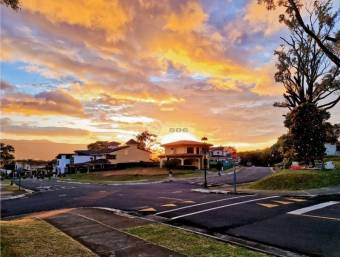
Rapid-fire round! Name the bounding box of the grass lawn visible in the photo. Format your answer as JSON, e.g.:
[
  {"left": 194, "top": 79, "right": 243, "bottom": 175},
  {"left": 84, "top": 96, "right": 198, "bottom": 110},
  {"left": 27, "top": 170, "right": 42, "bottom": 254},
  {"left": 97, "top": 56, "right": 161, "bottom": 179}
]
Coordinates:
[
  {"left": 62, "top": 167, "right": 202, "bottom": 183},
  {"left": 0, "top": 179, "right": 25, "bottom": 196},
  {"left": 0, "top": 218, "right": 96, "bottom": 257},
  {"left": 247, "top": 168, "right": 340, "bottom": 191},
  {"left": 126, "top": 224, "right": 269, "bottom": 257}
]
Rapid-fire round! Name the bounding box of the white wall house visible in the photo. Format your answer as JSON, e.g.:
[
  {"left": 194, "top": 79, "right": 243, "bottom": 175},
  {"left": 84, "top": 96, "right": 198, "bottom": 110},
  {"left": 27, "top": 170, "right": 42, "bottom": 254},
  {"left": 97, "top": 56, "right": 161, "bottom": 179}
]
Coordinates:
[
  {"left": 15, "top": 160, "right": 47, "bottom": 172},
  {"left": 72, "top": 150, "right": 105, "bottom": 164},
  {"left": 325, "top": 143, "right": 340, "bottom": 156},
  {"left": 55, "top": 154, "right": 72, "bottom": 175}
]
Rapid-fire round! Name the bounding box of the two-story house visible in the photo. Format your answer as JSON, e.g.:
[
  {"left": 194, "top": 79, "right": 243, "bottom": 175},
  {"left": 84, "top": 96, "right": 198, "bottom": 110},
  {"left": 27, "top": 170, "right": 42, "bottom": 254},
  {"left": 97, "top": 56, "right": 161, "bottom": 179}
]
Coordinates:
[
  {"left": 159, "top": 140, "right": 212, "bottom": 169},
  {"left": 104, "top": 139, "right": 152, "bottom": 164}
]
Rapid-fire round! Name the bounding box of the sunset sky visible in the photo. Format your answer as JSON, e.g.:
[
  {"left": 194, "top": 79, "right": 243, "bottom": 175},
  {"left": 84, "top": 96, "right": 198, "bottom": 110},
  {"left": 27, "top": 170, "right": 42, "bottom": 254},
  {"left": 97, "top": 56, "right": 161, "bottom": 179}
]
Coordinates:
[{"left": 1, "top": 0, "right": 339, "bottom": 152}]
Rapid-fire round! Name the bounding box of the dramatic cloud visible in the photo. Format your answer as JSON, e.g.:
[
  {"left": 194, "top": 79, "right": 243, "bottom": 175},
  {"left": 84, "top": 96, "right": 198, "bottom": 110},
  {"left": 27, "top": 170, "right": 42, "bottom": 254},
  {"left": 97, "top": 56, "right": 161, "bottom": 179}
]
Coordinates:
[
  {"left": 1, "top": 0, "right": 337, "bottom": 152},
  {"left": 1, "top": 81, "right": 85, "bottom": 117}
]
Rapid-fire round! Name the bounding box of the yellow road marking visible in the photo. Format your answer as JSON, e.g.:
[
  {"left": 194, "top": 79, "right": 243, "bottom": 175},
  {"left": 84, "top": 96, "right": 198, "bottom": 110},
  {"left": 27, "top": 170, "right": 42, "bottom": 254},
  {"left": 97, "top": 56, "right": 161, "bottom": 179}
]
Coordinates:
[
  {"left": 160, "top": 197, "right": 186, "bottom": 201},
  {"left": 286, "top": 198, "right": 306, "bottom": 202},
  {"left": 257, "top": 203, "right": 279, "bottom": 208},
  {"left": 139, "top": 208, "right": 156, "bottom": 212},
  {"left": 182, "top": 201, "right": 195, "bottom": 204},
  {"left": 273, "top": 200, "right": 293, "bottom": 205},
  {"left": 300, "top": 214, "right": 340, "bottom": 222},
  {"left": 162, "top": 204, "right": 177, "bottom": 207}
]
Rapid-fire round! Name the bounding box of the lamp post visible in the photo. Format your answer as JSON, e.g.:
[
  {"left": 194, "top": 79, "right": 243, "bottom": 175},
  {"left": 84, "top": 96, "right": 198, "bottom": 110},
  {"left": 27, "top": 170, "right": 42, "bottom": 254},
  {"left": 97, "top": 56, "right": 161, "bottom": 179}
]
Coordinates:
[{"left": 201, "top": 137, "right": 208, "bottom": 188}]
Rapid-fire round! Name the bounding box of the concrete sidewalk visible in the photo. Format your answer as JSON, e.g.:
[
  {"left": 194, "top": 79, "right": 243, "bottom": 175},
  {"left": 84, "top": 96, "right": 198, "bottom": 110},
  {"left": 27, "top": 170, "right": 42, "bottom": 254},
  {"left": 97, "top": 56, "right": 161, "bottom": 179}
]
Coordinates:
[{"left": 43, "top": 208, "right": 185, "bottom": 257}]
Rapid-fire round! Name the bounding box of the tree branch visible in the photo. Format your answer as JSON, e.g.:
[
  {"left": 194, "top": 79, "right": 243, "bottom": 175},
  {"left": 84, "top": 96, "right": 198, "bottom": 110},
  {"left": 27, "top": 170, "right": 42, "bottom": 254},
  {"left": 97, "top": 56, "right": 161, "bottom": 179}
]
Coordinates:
[{"left": 287, "top": 0, "right": 340, "bottom": 67}]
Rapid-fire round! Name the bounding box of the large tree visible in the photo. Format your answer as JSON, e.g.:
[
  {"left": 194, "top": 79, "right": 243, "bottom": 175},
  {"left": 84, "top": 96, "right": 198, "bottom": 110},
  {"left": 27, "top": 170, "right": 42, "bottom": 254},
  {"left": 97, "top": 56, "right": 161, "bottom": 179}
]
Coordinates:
[
  {"left": 0, "top": 143, "right": 15, "bottom": 168},
  {"left": 259, "top": 0, "right": 340, "bottom": 67},
  {"left": 272, "top": 0, "right": 340, "bottom": 110},
  {"left": 284, "top": 103, "right": 328, "bottom": 164},
  {"left": 136, "top": 131, "right": 157, "bottom": 151},
  {"left": 266, "top": 0, "right": 339, "bottom": 163}
]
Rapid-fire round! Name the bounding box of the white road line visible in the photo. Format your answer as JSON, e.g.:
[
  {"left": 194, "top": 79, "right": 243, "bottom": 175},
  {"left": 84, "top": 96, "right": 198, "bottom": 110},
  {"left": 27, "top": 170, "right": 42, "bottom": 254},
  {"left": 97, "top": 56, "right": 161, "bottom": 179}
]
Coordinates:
[
  {"left": 288, "top": 201, "right": 339, "bottom": 215},
  {"left": 169, "top": 196, "right": 280, "bottom": 220},
  {"left": 156, "top": 195, "right": 253, "bottom": 216}
]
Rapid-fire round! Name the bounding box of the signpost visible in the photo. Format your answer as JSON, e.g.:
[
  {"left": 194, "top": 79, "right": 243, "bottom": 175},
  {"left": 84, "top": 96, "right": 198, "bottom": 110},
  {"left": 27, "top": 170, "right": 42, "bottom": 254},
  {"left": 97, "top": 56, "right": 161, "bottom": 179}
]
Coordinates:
[
  {"left": 233, "top": 161, "right": 237, "bottom": 193},
  {"left": 18, "top": 169, "right": 21, "bottom": 190},
  {"left": 201, "top": 136, "right": 208, "bottom": 188},
  {"left": 203, "top": 157, "right": 208, "bottom": 188}
]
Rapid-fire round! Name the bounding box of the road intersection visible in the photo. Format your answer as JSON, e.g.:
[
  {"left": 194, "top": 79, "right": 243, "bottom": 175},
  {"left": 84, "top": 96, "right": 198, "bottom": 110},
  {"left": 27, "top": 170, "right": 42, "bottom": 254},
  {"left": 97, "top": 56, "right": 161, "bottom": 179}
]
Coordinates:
[{"left": 1, "top": 167, "right": 339, "bottom": 257}]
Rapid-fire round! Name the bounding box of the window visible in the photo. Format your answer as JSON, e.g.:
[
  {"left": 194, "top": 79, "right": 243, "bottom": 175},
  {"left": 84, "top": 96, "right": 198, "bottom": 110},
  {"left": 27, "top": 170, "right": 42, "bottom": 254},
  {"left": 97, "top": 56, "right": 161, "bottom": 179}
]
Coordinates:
[
  {"left": 106, "top": 154, "right": 116, "bottom": 160},
  {"left": 196, "top": 147, "right": 199, "bottom": 154},
  {"left": 187, "top": 147, "right": 194, "bottom": 154},
  {"left": 336, "top": 144, "right": 340, "bottom": 151}
]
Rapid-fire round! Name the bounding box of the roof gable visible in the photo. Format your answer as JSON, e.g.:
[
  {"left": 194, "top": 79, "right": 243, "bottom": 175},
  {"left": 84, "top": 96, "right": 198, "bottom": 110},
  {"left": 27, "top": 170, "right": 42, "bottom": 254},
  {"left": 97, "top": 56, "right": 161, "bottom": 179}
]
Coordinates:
[{"left": 126, "top": 139, "right": 139, "bottom": 145}]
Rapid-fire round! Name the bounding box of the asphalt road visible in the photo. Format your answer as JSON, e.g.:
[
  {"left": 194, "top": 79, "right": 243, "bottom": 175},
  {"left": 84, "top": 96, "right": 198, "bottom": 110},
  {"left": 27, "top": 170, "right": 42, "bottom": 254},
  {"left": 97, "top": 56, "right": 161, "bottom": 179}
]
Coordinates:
[{"left": 1, "top": 166, "right": 339, "bottom": 257}]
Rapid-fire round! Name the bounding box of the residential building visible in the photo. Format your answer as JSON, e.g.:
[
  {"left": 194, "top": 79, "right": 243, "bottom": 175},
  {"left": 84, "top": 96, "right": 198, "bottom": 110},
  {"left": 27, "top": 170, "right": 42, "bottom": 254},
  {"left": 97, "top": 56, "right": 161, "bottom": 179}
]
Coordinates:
[
  {"left": 325, "top": 143, "right": 340, "bottom": 156},
  {"left": 325, "top": 124, "right": 340, "bottom": 156},
  {"left": 72, "top": 150, "right": 105, "bottom": 164},
  {"left": 104, "top": 139, "right": 152, "bottom": 164},
  {"left": 54, "top": 139, "right": 153, "bottom": 174},
  {"left": 15, "top": 160, "right": 47, "bottom": 172},
  {"left": 159, "top": 140, "right": 212, "bottom": 169},
  {"left": 55, "top": 154, "right": 73, "bottom": 175}
]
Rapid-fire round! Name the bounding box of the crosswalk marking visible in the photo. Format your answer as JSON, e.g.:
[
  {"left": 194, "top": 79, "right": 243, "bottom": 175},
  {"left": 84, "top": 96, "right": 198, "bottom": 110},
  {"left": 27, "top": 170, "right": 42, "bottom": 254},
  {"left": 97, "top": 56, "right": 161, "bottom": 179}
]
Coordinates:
[
  {"left": 288, "top": 201, "right": 339, "bottom": 215},
  {"left": 169, "top": 196, "right": 279, "bottom": 220},
  {"left": 162, "top": 204, "right": 177, "bottom": 207},
  {"left": 257, "top": 203, "right": 279, "bottom": 208},
  {"left": 156, "top": 195, "right": 253, "bottom": 216},
  {"left": 273, "top": 200, "right": 293, "bottom": 205}
]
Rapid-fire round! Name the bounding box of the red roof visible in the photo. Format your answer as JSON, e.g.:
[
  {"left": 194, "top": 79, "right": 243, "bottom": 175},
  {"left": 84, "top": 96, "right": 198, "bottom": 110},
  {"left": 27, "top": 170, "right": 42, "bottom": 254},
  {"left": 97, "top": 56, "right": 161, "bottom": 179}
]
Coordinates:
[{"left": 161, "top": 140, "right": 213, "bottom": 147}]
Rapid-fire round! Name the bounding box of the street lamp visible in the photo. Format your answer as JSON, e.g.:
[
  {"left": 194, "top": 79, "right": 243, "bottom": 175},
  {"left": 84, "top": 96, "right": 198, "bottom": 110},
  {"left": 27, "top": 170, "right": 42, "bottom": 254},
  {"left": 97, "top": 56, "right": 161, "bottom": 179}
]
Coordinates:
[{"left": 201, "top": 137, "right": 208, "bottom": 188}]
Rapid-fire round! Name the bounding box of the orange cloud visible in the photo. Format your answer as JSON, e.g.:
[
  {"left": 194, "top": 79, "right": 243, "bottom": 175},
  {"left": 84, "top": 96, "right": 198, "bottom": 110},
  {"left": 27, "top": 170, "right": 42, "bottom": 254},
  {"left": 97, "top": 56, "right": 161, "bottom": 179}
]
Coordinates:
[
  {"left": 69, "top": 83, "right": 184, "bottom": 105},
  {"left": 22, "top": 0, "right": 131, "bottom": 41},
  {"left": 243, "top": 0, "right": 285, "bottom": 36},
  {"left": 1, "top": 83, "right": 86, "bottom": 117},
  {"left": 164, "top": 1, "right": 207, "bottom": 33}
]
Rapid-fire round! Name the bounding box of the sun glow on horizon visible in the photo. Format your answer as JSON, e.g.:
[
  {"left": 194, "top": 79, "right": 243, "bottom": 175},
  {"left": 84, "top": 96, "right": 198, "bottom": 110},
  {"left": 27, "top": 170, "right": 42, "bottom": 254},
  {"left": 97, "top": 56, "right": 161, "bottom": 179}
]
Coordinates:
[{"left": 160, "top": 132, "right": 199, "bottom": 144}]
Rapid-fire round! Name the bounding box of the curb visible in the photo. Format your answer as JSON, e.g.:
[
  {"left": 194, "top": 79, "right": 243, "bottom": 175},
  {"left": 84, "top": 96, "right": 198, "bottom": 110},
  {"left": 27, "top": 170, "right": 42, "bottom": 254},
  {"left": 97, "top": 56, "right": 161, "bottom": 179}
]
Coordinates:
[
  {"left": 58, "top": 179, "right": 168, "bottom": 186},
  {"left": 1, "top": 188, "right": 34, "bottom": 201},
  {"left": 191, "top": 188, "right": 230, "bottom": 194}
]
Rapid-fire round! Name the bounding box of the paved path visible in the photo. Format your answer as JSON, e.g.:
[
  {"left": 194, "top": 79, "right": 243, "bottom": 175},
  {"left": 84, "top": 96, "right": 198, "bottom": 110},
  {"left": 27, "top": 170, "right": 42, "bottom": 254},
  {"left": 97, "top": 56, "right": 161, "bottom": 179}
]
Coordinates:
[{"left": 45, "top": 208, "right": 184, "bottom": 257}]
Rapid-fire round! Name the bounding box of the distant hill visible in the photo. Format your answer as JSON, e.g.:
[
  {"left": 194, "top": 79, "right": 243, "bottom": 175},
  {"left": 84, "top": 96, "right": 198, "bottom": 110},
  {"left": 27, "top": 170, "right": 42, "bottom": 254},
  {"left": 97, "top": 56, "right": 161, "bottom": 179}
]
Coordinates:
[{"left": 1, "top": 139, "right": 87, "bottom": 160}]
